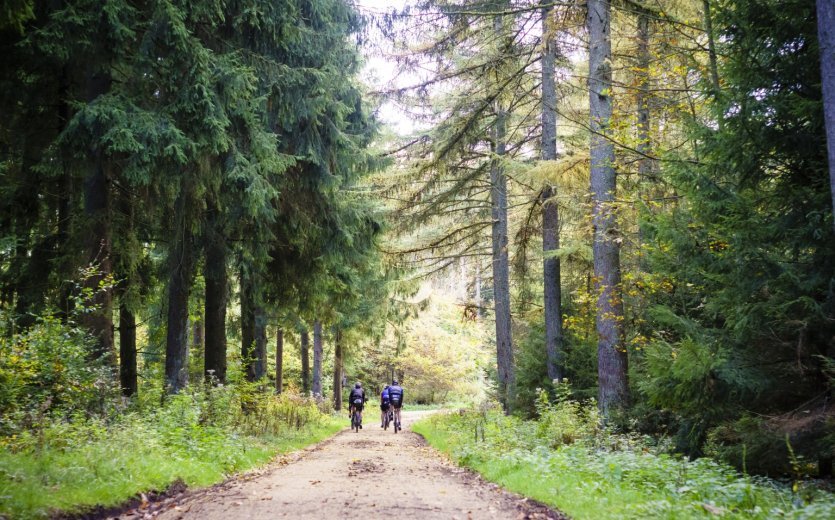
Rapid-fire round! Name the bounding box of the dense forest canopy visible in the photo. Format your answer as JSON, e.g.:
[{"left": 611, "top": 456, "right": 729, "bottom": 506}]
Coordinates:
[{"left": 1, "top": 0, "right": 834, "bottom": 492}]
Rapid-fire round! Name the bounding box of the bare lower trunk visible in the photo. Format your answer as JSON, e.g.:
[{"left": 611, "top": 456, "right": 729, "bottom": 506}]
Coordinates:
[
  {"left": 312, "top": 320, "right": 323, "bottom": 397},
  {"left": 119, "top": 303, "right": 137, "bottom": 397},
  {"left": 818, "top": 0, "right": 835, "bottom": 234},
  {"left": 541, "top": 0, "right": 563, "bottom": 383},
  {"left": 82, "top": 161, "right": 114, "bottom": 363},
  {"left": 588, "top": 0, "right": 629, "bottom": 416},
  {"left": 117, "top": 190, "right": 136, "bottom": 396},
  {"left": 490, "top": 104, "right": 515, "bottom": 413},
  {"left": 300, "top": 328, "right": 310, "bottom": 394},
  {"left": 203, "top": 222, "right": 227, "bottom": 383},
  {"left": 165, "top": 194, "right": 194, "bottom": 394},
  {"left": 275, "top": 329, "right": 284, "bottom": 393},
  {"left": 333, "top": 328, "right": 343, "bottom": 411},
  {"left": 240, "top": 268, "right": 267, "bottom": 382},
  {"left": 81, "top": 70, "right": 114, "bottom": 364}
]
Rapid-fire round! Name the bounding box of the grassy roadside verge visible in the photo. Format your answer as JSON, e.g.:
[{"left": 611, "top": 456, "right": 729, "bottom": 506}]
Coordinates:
[
  {"left": 0, "top": 404, "right": 342, "bottom": 519},
  {"left": 413, "top": 411, "right": 835, "bottom": 519}
]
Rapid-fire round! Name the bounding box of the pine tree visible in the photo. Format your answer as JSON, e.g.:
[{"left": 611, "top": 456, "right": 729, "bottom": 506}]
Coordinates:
[{"left": 588, "top": 0, "right": 629, "bottom": 415}]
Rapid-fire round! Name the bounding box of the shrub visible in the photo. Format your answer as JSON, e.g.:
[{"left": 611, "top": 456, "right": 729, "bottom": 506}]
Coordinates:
[
  {"left": 0, "top": 312, "right": 118, "bottom": 444},
  {"left": 534, "top": 384, "right": 602, "bottom": 448}
]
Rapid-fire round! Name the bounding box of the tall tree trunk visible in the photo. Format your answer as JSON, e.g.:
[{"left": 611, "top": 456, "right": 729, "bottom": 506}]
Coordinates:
[
  {"left": 119, "top": 303, "right": 137, "bottom": 397},
  {"left": 275, "top": 328, "right": 284, "bottom": 393},
  {"left": 203, "top": 206, "right": 227, "bottom": 384},
  {"left": 81, "top": 69, "right": 114, "bottom": 364},
  {"left": 165, "top": 192, "right": 194, "bottom": 394},
  {"left": 332, "top": 328, "right": 343, "bottom": 411},
  {"left": 240, "top": 268, "right": 254, "bottom": 381},
  {"left": 254, "top": 306, "right": 267, "bottom": 381},
  {"left": 703, "top": 0, "right": 721, "bottom": 99},
  {"left": 541, "top": 0, "right": 564, "bottom": 383},
  {"left": 117, "top": 189, "right": 137, "bottom": 397},
  {"left": 57, "top": 67, "right": 75, "bottom": 321},
  {"left": 300, "top": 327, "right": 310, "bottom": 394},
  {"left": 818, "top": 0, "right": 835, "bottom": 234},
  {"left": 490, "top": 101, "right": 515, "bottom": 413},
  {"left": 312, "top": 320, "right": 323, "bottom": 397},
  {"left": 588, "top": 0, "right": 629, "bottom": 415},
  {"left": 636, "top": 8, "right": 654, "bottom": 259},
  {"left": 240, "top": 268, "right": 266, "bottom": 382},
  {"left": 636, "top": 10, "right": 652, "bottom": 187}
]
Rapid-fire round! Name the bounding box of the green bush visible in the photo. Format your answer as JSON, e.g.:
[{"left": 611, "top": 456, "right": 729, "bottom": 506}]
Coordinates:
[
  {"left": 0, "top": 312, "right": 118, "bottom": 443},
  {"left": 414, "top": 406, "right": 835, "bottom": 519},
  {"left": 0, "top": 386, "right": 341, "bottom": 519},
  {"left": 534, "top": 385, "right": 602, "bottom": 448}
]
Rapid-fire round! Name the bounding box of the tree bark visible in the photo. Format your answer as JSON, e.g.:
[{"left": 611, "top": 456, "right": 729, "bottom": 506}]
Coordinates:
[
  {"left": 165, "top": 192, "right": 194, "bottom": 394},
  {"left": 491, "top": 100, "right": 515, "bottom": 413},
  {"left": 81, "top": 69, "right": 114, "bottom": 364},
  {"left": 119, "top": 303, "right": 137, "bottom": 397},
  {"left": 300, "top": 327, "right": 310, "bottom": 394},
  {"left": 332, "top": 328, "right": 344, "bottom": 411},
  {"left": 312, "top": 320, "right": 323, "bottom": 397},
  {"left": 117, "top": 189, "right": 137, "bottom": 397},
  {"left": 703, "top": 0, "right": 721, "bottom": 99},
  {"left": 241, "top": 268, "right": 254, "bottom": 381},
  {"left": 203, "top": 206, "right": 227, "bottom": 384},
  {"left": 254, "top": 307, "right": 267, "bottom": 381},
  {"left": 588, "top": 0, "right": 629, "bottom": 415},
  {"left": 240, "top": 268, "right": 267, "bottom": 382},
  {"left": 275, "top": 328, "right": 284, "bottom": 393},
  {"left": 818, "top": 0, "right": 835, "bottom": 234},
  {"left": 541, "top": 0, "right": 564, "bottom": 383},
  {"left": 636, "top": 10, "right": 652, "bottom": 187}
]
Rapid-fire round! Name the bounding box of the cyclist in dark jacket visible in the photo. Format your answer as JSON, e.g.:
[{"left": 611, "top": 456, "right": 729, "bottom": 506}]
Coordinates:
[
  {"left": 388, "top": 380, "right": 404, "bottom": 429},
  {"left": 348, "top": 382, "right": 367, "bottom": 429},
  {"left": 380, "top": 385, "right": 391, "bottom": 428}
]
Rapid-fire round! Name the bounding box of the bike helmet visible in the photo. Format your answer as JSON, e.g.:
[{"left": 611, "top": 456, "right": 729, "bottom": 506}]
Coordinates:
[
  {"left": 392, "top": 379, "right": 399, "bottom": 385},
  {"left": 355, "top": 382, "right": 362, "bottom": 389}
]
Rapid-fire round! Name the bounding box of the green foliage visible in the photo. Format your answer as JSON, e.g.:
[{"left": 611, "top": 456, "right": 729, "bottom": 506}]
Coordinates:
[
  {"left": 534, "top": 386, "right": 603, "bottom": 448},
  {"left": 414, "top": 409, "right": 835, "bottom": 520},
  {"left": 356, "top": 293, "right": 491, "bottom": 405},
  {"left": 0, "top": 386, "right": 340, "bottom": 519},
  {"left": 640, "top": 0, "right": 835, "bottom": 463},
  {"left": 0, "top": 311, "right": 118, "bottom": 440}
]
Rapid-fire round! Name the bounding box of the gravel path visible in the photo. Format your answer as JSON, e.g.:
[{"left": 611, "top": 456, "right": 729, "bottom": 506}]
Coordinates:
[{"left": 114, "top": 410, "right": 565, "bottom": 520}]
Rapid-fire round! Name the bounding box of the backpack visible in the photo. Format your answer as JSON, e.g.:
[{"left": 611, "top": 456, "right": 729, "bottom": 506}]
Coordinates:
[
  {"left": 350, "top": 390, "right": 364, "bottom": 406},
  {"left": 388, "top": 385, "right": 403, "bottom": 405}
]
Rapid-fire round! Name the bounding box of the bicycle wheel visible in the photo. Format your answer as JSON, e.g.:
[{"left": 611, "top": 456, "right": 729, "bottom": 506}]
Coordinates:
[
  {"left": 352, "top": 411, "right": 360, "bottom": 432},
  {"left": 383, "top": 411, "right": 389, "bottom": 430}
]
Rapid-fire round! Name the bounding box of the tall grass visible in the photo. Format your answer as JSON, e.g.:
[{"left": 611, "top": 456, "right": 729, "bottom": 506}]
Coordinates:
[
  {"left": 413, "top": 396, "right": 835, "bottom": 520},
  {"left": 0, "top": 389, "right": 342, "bottom": 520}
]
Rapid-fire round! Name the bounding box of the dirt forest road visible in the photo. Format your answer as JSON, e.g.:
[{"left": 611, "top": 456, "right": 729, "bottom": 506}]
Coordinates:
[{"left": 122, "top": 410, "right": 564, "bottom": 520}]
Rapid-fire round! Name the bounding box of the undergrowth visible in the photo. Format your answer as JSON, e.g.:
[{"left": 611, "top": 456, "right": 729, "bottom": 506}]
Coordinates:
[
  {"left": 0, "top": 309, "right": 342, "bottom": 519},
  {"left": 0, "top": 388, "right": 341, "bottom": 519},
  {"left": 413, "top": 389, "right": 835, "bottom": 520}
]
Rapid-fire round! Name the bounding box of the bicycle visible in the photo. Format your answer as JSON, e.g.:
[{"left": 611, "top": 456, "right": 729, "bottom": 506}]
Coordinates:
[
  {"left": 351, "top": 407, "right": 362, "bottom": 433},
  {"left": 382, "top": 407, "right": 391, "bottom": 430},
  {"left": 392, "top": 406, "right": 401, "bottom": 433}
]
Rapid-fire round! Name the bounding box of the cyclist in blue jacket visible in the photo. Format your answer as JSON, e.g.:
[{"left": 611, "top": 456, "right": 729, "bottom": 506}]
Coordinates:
[
  {"left": 388, "top": 380, "right": 404, "bottom": 430},
  {"left": 380, "top": 385, "right": 391, "bottom": 428}
]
